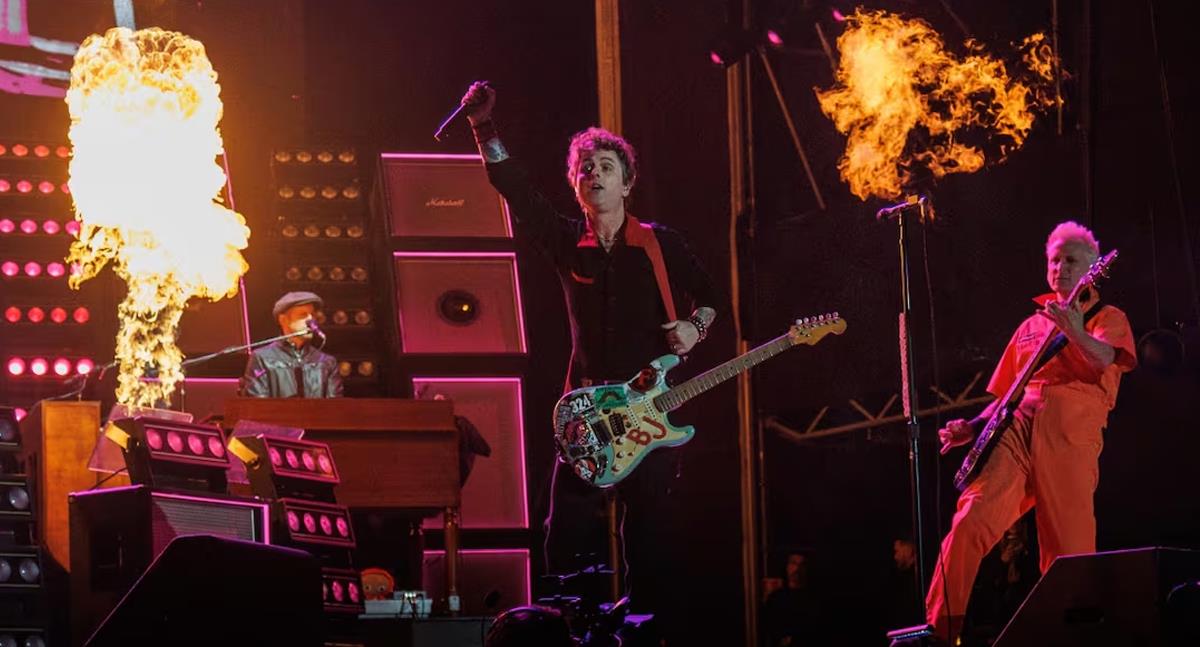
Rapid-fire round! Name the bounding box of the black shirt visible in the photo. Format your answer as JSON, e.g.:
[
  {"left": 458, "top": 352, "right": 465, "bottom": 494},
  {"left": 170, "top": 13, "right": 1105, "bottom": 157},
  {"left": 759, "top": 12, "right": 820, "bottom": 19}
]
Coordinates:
[
  {"left": 486, "top": 158, "right": 719, "bottom": 385},
  {"left": 240, "top": 340, "right": 343, "bottom": 398}
]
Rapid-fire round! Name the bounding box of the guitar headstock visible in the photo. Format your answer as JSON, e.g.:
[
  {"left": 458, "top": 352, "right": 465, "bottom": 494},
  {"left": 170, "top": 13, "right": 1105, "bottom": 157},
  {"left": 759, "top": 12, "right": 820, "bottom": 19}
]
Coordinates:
[
  {"left": 1069, "top": 249, "right": 1118, "bottom": 302},
  {"left": 788, "top": 312, "right": 847, "bottom": 346}
]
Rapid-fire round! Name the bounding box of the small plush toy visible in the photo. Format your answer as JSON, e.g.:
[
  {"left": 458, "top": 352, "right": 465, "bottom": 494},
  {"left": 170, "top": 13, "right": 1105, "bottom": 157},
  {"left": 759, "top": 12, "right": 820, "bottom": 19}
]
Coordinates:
[{"left": 360, "top": 567, "right": 396, "bottom": 601}]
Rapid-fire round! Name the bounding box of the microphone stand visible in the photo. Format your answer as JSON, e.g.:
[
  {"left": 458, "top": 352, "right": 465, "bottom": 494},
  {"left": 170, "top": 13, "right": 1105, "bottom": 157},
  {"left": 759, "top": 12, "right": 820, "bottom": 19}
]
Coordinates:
[
  {"left": 881, "top": 196, "right": 931, "bottom": 619},
  {"left": 55, "top": 328, "right": 313, "bottom": 407},
  {"left": 175, "top": 328, "right": 316, "bottom": 412}
]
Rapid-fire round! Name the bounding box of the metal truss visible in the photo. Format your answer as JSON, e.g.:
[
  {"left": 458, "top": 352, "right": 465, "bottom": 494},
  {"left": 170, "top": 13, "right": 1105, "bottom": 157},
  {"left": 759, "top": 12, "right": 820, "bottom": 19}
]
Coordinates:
[{"left": 765, "top": 371, "right": 994, "bottom": 443}]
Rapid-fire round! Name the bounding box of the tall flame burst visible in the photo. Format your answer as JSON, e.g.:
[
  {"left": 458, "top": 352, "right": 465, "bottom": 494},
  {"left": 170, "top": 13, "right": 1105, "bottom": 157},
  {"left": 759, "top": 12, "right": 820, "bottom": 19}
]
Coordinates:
[
  {"left": 66, "top": 27, "right": 249, "bottom": 407},
  {"left": 816, "top": 10, "right": 1057, "bottom": 200}
]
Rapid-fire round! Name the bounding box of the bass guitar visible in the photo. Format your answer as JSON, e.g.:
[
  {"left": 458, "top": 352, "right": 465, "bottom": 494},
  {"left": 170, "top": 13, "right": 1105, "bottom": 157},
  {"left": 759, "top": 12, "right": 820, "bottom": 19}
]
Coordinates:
[{"left": 954, "top": 250, "right": 1118, "bottom": 491}]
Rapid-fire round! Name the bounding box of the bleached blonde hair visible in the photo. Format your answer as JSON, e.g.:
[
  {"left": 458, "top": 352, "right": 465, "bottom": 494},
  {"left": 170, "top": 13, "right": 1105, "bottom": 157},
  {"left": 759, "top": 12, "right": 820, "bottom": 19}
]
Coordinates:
[{"left": 1046, "top": 220, "right": 1100, "bottom": 257}]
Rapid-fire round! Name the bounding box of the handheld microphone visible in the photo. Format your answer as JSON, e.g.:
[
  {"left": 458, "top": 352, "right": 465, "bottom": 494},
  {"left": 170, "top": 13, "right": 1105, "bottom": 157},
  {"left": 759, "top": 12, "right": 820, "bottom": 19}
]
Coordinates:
[
  {"left": 876, "top": 195, "right": 927, "bottom": 221},
  {"left": 433, "top": 81, "right": 490, "bottom": 142},
  {"left": 306, "top": 319, "right": 326, "bottom": 341}
]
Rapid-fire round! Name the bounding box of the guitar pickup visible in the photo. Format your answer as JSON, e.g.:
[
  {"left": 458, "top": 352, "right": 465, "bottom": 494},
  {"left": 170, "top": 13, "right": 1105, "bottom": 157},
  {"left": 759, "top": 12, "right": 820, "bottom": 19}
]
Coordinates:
[
  {"left": 608, "top": 414, "right": 626, "bottom": 437},
  {"left": 590, "top": 418, "right": 612, "bottom": 443}
]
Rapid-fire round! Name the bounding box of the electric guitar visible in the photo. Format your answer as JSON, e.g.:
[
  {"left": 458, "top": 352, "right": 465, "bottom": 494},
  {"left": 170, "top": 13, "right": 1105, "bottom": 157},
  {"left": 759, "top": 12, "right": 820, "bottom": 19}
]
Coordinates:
[
  {"left": 954, "top": 250, "right": 1118, "bottom": 491},
  {"left": 553, "top": 314, "right": 847, "bottom": 487}
]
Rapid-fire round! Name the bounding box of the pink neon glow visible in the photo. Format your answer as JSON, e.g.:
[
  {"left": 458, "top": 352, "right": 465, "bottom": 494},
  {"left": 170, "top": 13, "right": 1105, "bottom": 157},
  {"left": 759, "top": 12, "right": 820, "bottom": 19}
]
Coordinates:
[
  {"left": 16, "top": 180, "right": 31, "bottom": 193},
  {"left": 146, "top": 429, "right": 164, "bottom": 450},
  {"left": 319, "top": 515, "right": 332, "bottom": 535},
  {"left": 710, "top": 51, "right": 724, "bottom": 65},
  {"left": 348, "top": 582, "right": 361, "bottom": 603},
  {"left": 0, "top": 219, "right": 12, "bottom": 233},
  {"left": 60, "top": 183, "right": 70, "bottom": 194},
  {"left": 317, "top": 453, "right": 333, "bottom": 474},
  {"left": 33, "top": 145, "right": 48, "bottom": 158},
  {"left": 73, "top": 307, "right": 89, "bottom": 324},
  {"left": 412, "top": 376, "right": 529, "bottom": 529},
  {"left": 208, "top": 437, "right": 225, "bottom": 458},
  {"left": 767, "top": 29, "right": 784, "bottom": 46},
  {"left": 42, "top": 220, "right": 59, "bottom": 235},
  {"left": 65, "top": 220, "right": 80, "bottom": 236},
  {"left": 56, "top": 146, "right": 70, "bottom": 159},
  {"left": 268, "top": 447, "right": 282, "bottom": 466},
  {"left": 303, "top": 512, "right": 316, "bottom": 533},
  {"left": 285, "top": 448, "right": 299, "bottom": 469},
  {"left": 1, "top": 262, "right": 17, "bottom": 276},
  {"left": 302, "top": 451, "right": 316, "bottom": 472},
  {"left": 335, "top": 517, "right": 349, "bottom": 537},
  {"left": 26, "top": 307, "right": 44, "bottom": 323},
  {"left": 23, "top": 262, "right": 41, "bottom": 277},
  {"left": 167, "top": 431, "right": 184, "bottom": 453},
  {"left": 52, "top": 358, "right": 71, "bottom": 376},
  {"left": 46, "top": 262, "right": 65, "bottom": 278},
  {"left": 3, "top": 307, "right": 18, "bottom": 323},
  {"left": 832, "top": 8, "right": 847, "bottom": 21},
  {"left": 50, "top": 307, "right": 67, "bottom": 323},
  {"left": 7, "top": 358, "right": 25, "bottom": 376},
  {"left": 331, "top": 580, "right": 344, "bottom": 602},
  {"left": 19, "top": 219, "right": 36, "bottom": 234},
  {"left": 14, "top": 409, "right": 25, "bottom": 421},
  {"left": 287, "top": 510, "right": 300, "bottom": 531},
  {"left": 37, "top": 181, "right": 54, "bottom": 194},
  {"left": 0, "top": 180, "right": 8, "bottom": 192},
  {"left": 76, "top": 358, "right": 94, "bottom": 374},
  {"left": 30, "top": 358, "right": 48, "bottom": 376},
  {"left": 393, "top": 252, "right": 528, "bottom": 353},
  {"left": 187, "top": 434, "right": 204, "bottom": 455}
]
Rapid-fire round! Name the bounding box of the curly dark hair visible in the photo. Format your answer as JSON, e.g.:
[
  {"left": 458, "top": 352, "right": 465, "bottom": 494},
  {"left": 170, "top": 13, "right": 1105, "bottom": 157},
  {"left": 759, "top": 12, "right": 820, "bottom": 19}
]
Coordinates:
[{"left": 565, "top": 126, "right": 637, "bottom": 189}]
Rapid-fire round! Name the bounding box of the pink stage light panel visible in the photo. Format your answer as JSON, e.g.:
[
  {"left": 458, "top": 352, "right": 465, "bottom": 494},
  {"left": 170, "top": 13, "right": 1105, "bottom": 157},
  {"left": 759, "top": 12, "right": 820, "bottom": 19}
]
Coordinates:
[{"left": 413, "top": 377, "right": 528, "bottom": 529}]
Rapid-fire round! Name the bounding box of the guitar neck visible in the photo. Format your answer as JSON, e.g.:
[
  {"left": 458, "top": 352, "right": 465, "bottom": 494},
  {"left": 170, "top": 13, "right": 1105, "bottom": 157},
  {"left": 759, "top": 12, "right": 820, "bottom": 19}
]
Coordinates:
[{"left": 653, "top": 333, "right": 794, "bottom": 412}]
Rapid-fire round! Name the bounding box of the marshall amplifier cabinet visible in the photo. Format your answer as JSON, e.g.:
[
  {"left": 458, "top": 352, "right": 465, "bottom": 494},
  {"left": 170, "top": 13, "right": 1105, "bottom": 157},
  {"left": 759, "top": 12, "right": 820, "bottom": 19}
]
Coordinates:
[{"left": 378, "top": 153, "right": 511, "bottom": 239}]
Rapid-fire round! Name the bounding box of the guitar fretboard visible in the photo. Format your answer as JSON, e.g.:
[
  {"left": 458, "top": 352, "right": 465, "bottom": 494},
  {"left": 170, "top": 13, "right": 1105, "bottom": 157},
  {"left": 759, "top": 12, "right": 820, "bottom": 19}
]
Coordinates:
[{"left": 653, "top": 333, "right": 794, "bottom": 412}]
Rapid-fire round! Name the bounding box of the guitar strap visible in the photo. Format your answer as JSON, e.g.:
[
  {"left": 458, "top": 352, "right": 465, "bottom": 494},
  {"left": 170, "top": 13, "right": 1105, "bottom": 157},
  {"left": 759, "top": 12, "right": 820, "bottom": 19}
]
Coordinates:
[
  {"left": 1033, "top": 300, "right": 1106, "bottom": 372},
  {"left": 623, "top": 215, "right": 678, "bottom": 323},
  {"left": 580, "top": 214, "right": 678, "bottom": 322}
]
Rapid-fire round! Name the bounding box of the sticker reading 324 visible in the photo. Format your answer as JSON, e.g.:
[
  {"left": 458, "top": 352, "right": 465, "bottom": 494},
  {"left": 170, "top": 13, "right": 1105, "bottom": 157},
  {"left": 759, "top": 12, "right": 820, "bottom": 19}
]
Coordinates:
[{"left": 568, "top": 393, "right": 593, "bottom": 415}]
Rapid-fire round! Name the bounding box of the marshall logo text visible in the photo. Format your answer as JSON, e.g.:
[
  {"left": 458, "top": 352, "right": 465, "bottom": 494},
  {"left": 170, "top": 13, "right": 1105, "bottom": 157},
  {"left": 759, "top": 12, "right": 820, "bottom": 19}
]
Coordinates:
[{"left": 425, "top": 198, "right": 466, "bottom": 208}]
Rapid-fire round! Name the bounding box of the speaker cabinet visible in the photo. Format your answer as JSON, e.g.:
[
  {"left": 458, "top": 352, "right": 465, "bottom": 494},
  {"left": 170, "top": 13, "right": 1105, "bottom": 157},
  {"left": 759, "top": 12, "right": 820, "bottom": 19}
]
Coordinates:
[
  {"left": 393, "top": 253, "right": 526, "bottom": 354},
  {"left": 18, "top": 401, "right": 127, "bottom": 573},
  {"left": 380, "top": 153, "right": 511, "bottom": 239},
  {"left": 69, "top": 485, "right": 270, "bottom": 642},
  {"left": 422, "top": 549, "right": 531, "bottom": 617},
  {"left": 996, "top": 547, "right": 1200, "bottom": 647},
  {"left": 413, "top": 377, "right": 527, "bottom": 529},
  {"left": 83, "top": 535, "right": 322, "bottom": 646}
]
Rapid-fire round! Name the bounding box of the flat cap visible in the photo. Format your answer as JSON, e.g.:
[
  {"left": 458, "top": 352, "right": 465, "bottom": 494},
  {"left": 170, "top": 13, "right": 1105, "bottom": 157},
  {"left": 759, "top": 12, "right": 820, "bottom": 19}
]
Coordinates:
[{"left": 272, "top": 291, "right": 323, "bottom": 317}]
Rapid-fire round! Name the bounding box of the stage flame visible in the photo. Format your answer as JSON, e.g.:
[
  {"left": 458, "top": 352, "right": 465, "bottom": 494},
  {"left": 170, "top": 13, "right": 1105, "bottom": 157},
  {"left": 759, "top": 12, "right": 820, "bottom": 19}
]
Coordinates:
[
  {"left": 66, "top": 27, "right": 249, "bottom": 408},
  {"left": 816, "top": 10, "right": 1057, "bottom": 200}
]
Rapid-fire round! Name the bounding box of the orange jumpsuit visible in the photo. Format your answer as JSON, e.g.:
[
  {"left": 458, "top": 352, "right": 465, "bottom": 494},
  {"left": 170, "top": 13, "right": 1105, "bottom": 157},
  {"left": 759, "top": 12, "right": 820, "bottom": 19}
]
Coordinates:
[{"left": 926, "top": 294, "right": 1138, "bottom": 632}]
